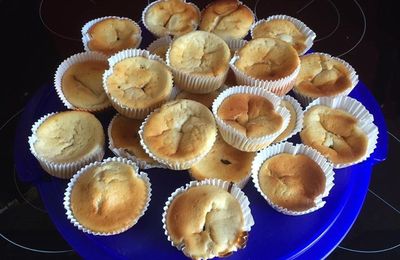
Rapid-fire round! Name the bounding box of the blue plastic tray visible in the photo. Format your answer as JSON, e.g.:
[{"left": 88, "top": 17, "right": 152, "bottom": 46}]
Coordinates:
[{"left": 14, "top": 81, "right": 387, "bottom": 259}]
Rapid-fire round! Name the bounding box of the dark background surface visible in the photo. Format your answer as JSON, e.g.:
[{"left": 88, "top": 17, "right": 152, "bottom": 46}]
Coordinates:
[{"left": 1, "top": 0, "right": 399, "bottom": 259}]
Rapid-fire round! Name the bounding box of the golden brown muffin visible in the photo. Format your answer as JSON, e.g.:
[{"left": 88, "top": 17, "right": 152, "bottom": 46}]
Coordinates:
[
  {"left": 235, "top": 38, "right": 300, "bottom": 81},
  {"left": 217, "top": 93, "right": 283, "bottom": 137},
  {"left": 273, "top": 100, "right": 297, "bottom": 142},
  {"left": 61, "top": 60, "right": 110, "bottom": 110},
  {"left": 294, "top": 53, "right": 353, "bottom": 98},
  {"left": 70, "top": 161, "right": 148, "bottom": 233},
  {"left": 88, "top": 18, "right": 141, "bottom": 56},
  {"left": 33, "top": 111, "right": 104, "bottom": 163},
  {"left": 166, "top": 185, "right": 245, "bottom": 259},
  {"left": 109, "top": 115, "right": 157, "bottom": 164},
  {"left": 300, "top": 105, "right": 368, "bottom": 164},
  {"left": 259, "top": 153, "right": 326, "bottom": 212},
  {"left": 190, "top": 135, "right": 255, "bottom": 184},
  {"left": 175, "top": 90, "right": 219, "bottom": 109},
  {"left": 142, "top": 99, "right": 217, "bottom": 166},
  {"left": 252, "top": 19, "right": 307, "bottom": 54},
  {"left": 199, "top": 0, "right": 254, "bottom": 41},
  {"left": 144, "top": 0, "right": 200, "bottom": 37},
  {"left": 106, "top": 56, "right": 173, "bottom": 109},
  {"left": 168, "top": 31, "right": 231, "bottom": 77}
]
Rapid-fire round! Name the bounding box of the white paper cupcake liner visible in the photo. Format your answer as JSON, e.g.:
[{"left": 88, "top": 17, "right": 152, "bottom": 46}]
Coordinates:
[
  {"left": 188, "top": 167, "right": 251, "bottom": 190},
  {"left": 250, "top": 15, "right": 316, "bottom": 55},
  {"left": 107, "top": 113, "right": 166, "bottom": 169},
  {"left": 162, "top": 179, "right": 254, "bottom": 258},
  {"left": 230, "top": 55, "right": 300, "bottom": 96},
  {"left": 292, "top": 52, "right": 359, "bottom": 106},
  {"left": 81, "top": 16, "right": 142, "bottom": 55},
  {"left": 251, "top": 142, "right": 335, "bottom": 215},
  {"left": 63, "top": 157, "right": 152, "bottom": 235},
  {"left": 103, "top": 49, "right": 173, "bottom": 119},
  {"left": 138, "top": 106, "right": 217, "bottom": 170},
  {"left": 273, "top": 95, "right": 304, "bottom": 143},
  {"left": 54, "top": 51, "right": 111, "bottom": 112},
  {"left": 303, "top": 96, "right": 378, "bottom": 169},
  {"left": 166, "top": 45, "right": 228, "bottom": 94},
  {"left": 142, "top": 0, "right": 201, "bottom": 38},
  {"left": 146, "top": 35, "right": 172, "bottom": 60},
  {"left": 226, "top": 39, "right": 248, "bottom": 55},
  {"left": 28, "top": 113, "right": 105, "bottom": 179},
  {"left": 212, "top": 86, "right": 291, "bottom": 152}
]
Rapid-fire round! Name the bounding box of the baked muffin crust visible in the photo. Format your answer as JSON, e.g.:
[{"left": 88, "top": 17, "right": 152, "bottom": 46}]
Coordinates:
[
  {"left": 235, "top": 38, "right": 300, "bottom": 81},
  {"left": 200, "top": 0, "right": 254, "bottom": 41},
  {"left": 62, "top": 60, "right": 109, "bottom": 109},
  {"left": 295, "top": 53, "right": 352, "bottom": 97},
  {"left": 300, "top": 105, "right": 368, "bottom": 164},
  {"left": 166, "top": 185, "right": 244, "bottom": 259},
  {"left": 217, "top": 93, "right": 283, "bottom": 137},
  {"left": 259, "top": 153, "right": 326, "bottom": 211},
  {"left": 70, "top": 161, "right": 148, "bottom": 233}
]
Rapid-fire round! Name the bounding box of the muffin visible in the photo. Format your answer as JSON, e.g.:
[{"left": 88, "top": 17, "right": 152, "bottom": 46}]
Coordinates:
[
  {"left": 28, "top": 111, "right": 105, "bottom": 179},
  {"left": 213, "top": 86, "right": 290, "bottom": 152},
  {"left": 142, "top": 0, "right": 200, "bottom": 37},
  {"left": 189, "top": 135, "right": 255, "bottom": 188},
  {"left": 146, "top": 36, "right": 172, "bottom": 61},
  {"left": 251, "top": 15, "right": 316, "bottom": 55},
  {"left": 64, "top": 157, "right": 151, "bottom": 235},
  {"left": 54, "top": 52, "right": 110, "bottom": 111},
  {"left": 103, "top": 49, "right": 173, "bottom": 119},
  {"left": 251, "top": 142, "right": 334, "bottom": 215},
  {"left": 108, "top": 114, "right": 161, "bottom": 169},
  {"left": 301, "top": 105, "right": 368, "bottom": 165},
  {"left": 175, "top": 90, "right": 219, "bottom": 109},
  {"left": 230, "top": 37, "right": 300, "bottom": 95},
  {"left": 273, "top": 95, "right": 303, "bottom": 143},
  {"left": 199, "top": 0, "right": 254, "bottom": 41},
  {"left": 163, "top": 180, "right": 254, "bottom": 259},
  {"left": 167, "top": 31, "right": 231, "bottom": 93},
  {"left": 293, "top": 53, "right": 358, "bottom": 105},
  {"left": 82, "top": 17, "right": 142, "bottom": 56},
  {"left": 140, "top": 99, "right": 217, "bottom": 170}
]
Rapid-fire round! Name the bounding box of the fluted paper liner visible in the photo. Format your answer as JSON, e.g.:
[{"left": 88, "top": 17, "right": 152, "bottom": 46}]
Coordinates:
[
  {"left": 226, "top": 39, "right": 248, "bottom": 55},
  {"left": 293, "top": 52, "right": 359, "bottom": 106},
  {"left": 250, "top": 15, "right": 316, "bottom": 55},
  {"left": 107, "top": 113, "right": 166, "bottom": 169},
  {"left": 146, "top": 35, "right": 172, "bottom": 61},
  {"left": 273, "top": 95, "right": 304, "bottom": 143},
  {"left": 54, "top": 51, "right": 111, "bottom": 112},
  {"left": 63, "top": 157, "right": 152, "bottom": 235},
  {"left": 28, "top": 113, "right": 105, "bottom": 179},
  {"left": 303, "top": 96, "right": 378, "bottom": 169},
  {"left": 251, "top": 142, "right": 335, "bottom": 215},
  {"left": 162, "top": 179, "right": 254, "bottom": 258},
  {"left": 142, "top": 0, "right": 201, "bottom": 38},
  {"left": 102, "top": 49, "right": 173, "bottom": 119},
  {"left": 81, "top": 16, "right": 142, "bottom": 55},
  {"left": 212, "top": 86, "right": 291, "bottom": 152}
]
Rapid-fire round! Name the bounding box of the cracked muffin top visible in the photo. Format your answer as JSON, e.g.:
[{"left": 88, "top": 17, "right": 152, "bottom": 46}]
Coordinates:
[
  {"left": 234, "top": 38, "right": 300, "bottom": 81},
  {"left": 168, "top": 31, "right": 230, "bottom": 77},
  {"left": 199, "top": 0, "right": 254, "bottom": 41},
  {"left": 70, "top": 161, "right": 148, "bottom": 233},
  {"left": 273, "top": 100, "right": 297, "bottom": 142},
  {"left": 88, "top": 18, "right": 141, "bottom": 56},
  {"left": 62, "top": 60, "right": 110, "bottom": 110},
  {"left": 166, "top": 185, "right": 245, "bottom": 259},
  {"left": 144, "top": 0, "right": 200, "bottom": 37},
  {"left": 217, "top": 93, "right": 284, "bottom": 138},
  {"left": 33, "top": 111, "right": 104, "bottom": 163},
  {"left": 258, "top": 153, "right": 326, "bottom": 212},
  {"left": 142, "top": 99, "right": 217, "bottom": 162},
  {"left": 300, "top": 105, "right": 368, "bottom": 164},
  {"left": 109, "top": 114, "right": 156, "bottom": 164},
  {"left": 106, "top": 56, "right": 173, "bottom": 109},
  {"left": 294, "top": 53, "right": 353, "bottom": 97},
  {"left": 252, "top": 19, "right": 307, "bottom": 54}
]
